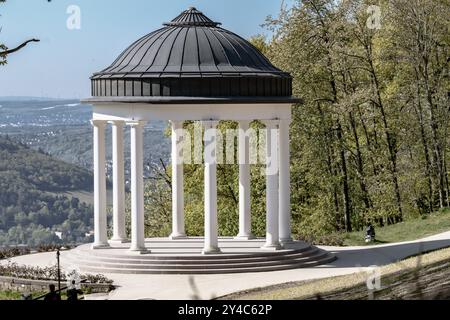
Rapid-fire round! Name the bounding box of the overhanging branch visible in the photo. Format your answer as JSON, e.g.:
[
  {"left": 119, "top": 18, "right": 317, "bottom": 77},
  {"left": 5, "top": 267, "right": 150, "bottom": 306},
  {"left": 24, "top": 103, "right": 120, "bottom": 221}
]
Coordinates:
[{"left": 0, "top": 38, "right": 40, "bottom": 56}]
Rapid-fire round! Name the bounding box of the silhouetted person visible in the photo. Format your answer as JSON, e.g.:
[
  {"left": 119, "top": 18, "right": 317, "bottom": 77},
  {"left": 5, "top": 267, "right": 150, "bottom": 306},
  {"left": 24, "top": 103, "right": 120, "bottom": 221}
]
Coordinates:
[
  {"left": 365, "top": 223, "right": 376, "bottom": 242},
  {"left": 67, "top": 280, "right": 83, "bottom": 301},
  {"left": 44, "top": 284, "right": 61, "bottom": 301}
]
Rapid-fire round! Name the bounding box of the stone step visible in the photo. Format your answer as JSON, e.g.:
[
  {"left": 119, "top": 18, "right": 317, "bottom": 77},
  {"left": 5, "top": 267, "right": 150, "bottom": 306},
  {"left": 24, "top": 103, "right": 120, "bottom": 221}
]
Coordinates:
[
  {"left": 64, "top": 240, "right": 336, "bottom": 275},
  {"left": 71, "top": 244, "right": 312, "bottom": 260},
  {"left": 66, "top": 247, "right": 319, "bottom": 265},
  {"left": 65, "top": 250, "right": 329, "bottom": 270},
  {"left": 73, "top": 255, "right": 336, "bottom": 275}
]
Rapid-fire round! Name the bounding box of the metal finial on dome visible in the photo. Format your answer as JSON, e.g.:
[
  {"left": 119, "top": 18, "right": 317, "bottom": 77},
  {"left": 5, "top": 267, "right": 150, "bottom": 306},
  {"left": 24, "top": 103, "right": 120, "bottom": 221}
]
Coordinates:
[{"left": 164, "top": 7, "right": 221, "bottom": 27}]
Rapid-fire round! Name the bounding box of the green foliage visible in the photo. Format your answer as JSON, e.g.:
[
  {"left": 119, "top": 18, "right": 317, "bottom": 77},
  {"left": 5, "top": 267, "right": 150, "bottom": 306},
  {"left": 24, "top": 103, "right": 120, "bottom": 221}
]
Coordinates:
[
  {"left": 138, "top": 0, "right": 450, "bottom": 242},
  {"left": 0, "top": 135, "right": 92, "bottom": 191},
  {"left": 249, "top": 35, "right": 270, "bottom": 56},
  {"left": 0, "top": 135, "right": 94, "bottom": 246},
  {"left": 344, "top": 209, "right": 450, "bottom": 246},
  {"left": 0, "top": 290, "right": 22, "bottom": 300},
  {"left": 261, "top": 0, "right": 450, "bottom": 238},
  {"left": 0, "top": 247, "right": 30, "bottom": 259}
]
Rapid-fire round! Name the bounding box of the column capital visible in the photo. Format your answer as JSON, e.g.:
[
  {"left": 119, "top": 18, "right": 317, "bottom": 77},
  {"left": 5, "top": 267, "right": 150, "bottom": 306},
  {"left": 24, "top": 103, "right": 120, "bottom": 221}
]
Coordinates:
[
  {"left": 201, "top": 120, "right": 219, "bottom": 129},
  {"left": 90, "top": 119, "right": 107, "bottom": 128},
  {"left": 108, "top": 120, "right": 126, "bottom": 127},
  {"left": 127, "top": 120, "right": 147, "bottom": 128},
  {"left": 262, "top": 119, "right": 280, "bottom": 129},
  {"left": 170, "top": 120, "right": 184, "bottom": 129},
  {"left": 238, "top": 120, "right": 251, "bottom": 128}
]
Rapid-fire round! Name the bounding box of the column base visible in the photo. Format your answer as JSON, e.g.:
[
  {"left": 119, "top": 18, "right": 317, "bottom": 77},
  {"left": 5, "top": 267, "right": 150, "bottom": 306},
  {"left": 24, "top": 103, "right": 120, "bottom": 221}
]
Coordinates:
[
  {"left": 261, "top": 243, "right": 282, "bottom": 251},
  {"left": 110, "top": 238, "right": 130, "bottom": 244},
  {"left": 169, "top": 233, "right": 187, "bottom": 240},
  {"left": 91, "top": 243, "right": 110, "bottom": 250},
  {"left": 280, "top": 237, "right": 294, "bottom": 244},
  {"left": 201, "top": 247, "right": 222, "bottom": 255},
  {"left": 234, "top": 234, "right": 256, "bottom": 240},
  {"left": 128, "top": 247, "right": 150, "bottom": 254}
]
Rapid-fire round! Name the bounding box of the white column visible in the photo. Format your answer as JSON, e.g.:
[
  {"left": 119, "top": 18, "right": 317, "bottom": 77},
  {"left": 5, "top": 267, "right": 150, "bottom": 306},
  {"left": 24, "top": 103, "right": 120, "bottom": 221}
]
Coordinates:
[
  {"left": 91, "top": 120, "right": 109, "bottom": 249},
  {"left": 235, "top": 120, "right": 254, "bottom": 240},
  {"left": 169, "top": 120, "right": 186, "bottom": 239},
  {"left": 110, "top": 121, "right": 128, "bottom": 243},
  {"left": 202, "top": 121, "right": 221, "bottom": 254},
  {"left": 262, "top": 120, "right": 281, "bottom": 250},
  {"left": 128, "top": 121, "right": 148, "bottom": 253},
  {"left": 279, "top": 119, "right": 293, "bottom": 243}
]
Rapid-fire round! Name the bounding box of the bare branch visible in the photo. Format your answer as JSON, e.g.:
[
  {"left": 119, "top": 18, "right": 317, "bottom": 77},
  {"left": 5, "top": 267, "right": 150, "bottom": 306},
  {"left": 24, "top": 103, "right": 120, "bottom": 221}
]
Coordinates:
[{"left": 0, "top": 38, "right": 40, "bottom": 56}]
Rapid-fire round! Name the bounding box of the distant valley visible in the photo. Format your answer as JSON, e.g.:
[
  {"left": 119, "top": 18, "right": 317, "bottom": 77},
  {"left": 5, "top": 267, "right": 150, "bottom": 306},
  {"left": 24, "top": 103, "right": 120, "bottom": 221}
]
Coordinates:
[
  {"left": 0, "top": 135, "right": 94, "bottom": 246},
  {"left": 0, "top": 99, "right": 171, "bottom": 176},
  {"left": 0, "top": 99, "right": 171, "bottom": 246}
]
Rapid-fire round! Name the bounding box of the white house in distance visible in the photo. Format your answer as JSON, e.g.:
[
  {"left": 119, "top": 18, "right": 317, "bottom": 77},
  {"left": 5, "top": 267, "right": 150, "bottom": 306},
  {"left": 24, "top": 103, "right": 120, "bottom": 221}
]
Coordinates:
[{"left": 74, "top": 7, "right": 335, "bottom": 274}]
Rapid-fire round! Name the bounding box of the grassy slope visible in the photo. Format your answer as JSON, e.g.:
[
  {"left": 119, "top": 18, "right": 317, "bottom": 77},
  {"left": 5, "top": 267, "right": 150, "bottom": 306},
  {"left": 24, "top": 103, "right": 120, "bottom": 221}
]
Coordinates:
[
  {"left": 343, "top": 209, "right": 450, "bottom": 246},
  {"left": 219, "top": 247, "right": 450, "bottom": 300},
  {"left": 61, "top": 189, "right": 113, "bottom": 206},
  {"left": 0, "top": 290, "right": 23, "bottom": 300}
]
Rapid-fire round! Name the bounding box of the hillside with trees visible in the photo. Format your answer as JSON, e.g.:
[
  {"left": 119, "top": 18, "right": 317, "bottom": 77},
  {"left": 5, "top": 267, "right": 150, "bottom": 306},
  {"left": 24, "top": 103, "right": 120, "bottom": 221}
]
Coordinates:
[
  {"left": 263, "top": 0, "right": 450, "bottom": 234},
  {"left": 136, "top": 0, "right": 450, "bottom": 243},
  {"left": 0, "top": 135, "right": 94, "bottom": 246}
]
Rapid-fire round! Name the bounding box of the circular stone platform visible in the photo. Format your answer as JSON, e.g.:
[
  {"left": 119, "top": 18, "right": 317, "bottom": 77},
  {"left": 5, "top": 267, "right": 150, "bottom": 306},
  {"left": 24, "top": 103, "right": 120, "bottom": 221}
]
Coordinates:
[{"left": 66, "top": 238, "right": 336, "bottom": 275}]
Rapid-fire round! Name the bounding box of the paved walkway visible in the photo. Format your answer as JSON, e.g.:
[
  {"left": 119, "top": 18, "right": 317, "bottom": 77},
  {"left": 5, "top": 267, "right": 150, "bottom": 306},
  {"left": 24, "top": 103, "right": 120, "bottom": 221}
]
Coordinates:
[{"left": 2, "top": 231, "right": 450, "bottom": 300}]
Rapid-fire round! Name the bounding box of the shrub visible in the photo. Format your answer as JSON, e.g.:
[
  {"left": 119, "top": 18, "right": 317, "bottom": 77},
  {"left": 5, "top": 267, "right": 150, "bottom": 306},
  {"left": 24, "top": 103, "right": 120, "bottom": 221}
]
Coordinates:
[
  {"left": 297, "top": 233, "right": 345, "bottom": 246},
  {"left": 36, "top": 244, "right": 72, "bottom": 252},
  {"left": 0, "top": 247, "right": 31, "bottom": 260},
  {"left": 0, "top": 245, "right": 74, "bottom": 260},
  {"left": 0, "top": 262, "right": 113, "bottom": 285}
]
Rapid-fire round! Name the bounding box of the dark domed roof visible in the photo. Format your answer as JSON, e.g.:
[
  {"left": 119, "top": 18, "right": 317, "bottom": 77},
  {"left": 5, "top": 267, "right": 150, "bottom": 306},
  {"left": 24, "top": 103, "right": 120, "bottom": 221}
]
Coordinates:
[{"left": 90, "top": 7, "right": 296, "bottom": 102}]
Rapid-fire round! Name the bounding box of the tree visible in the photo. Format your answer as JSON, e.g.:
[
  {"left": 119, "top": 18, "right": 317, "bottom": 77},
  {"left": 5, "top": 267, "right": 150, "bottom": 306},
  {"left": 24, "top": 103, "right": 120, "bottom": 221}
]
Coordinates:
[
  {"left": 134, "top": 0, "right": 449, "bottom": 243},
  {"left": 262, "top": 0, "right": 449, "bottom": 237}
]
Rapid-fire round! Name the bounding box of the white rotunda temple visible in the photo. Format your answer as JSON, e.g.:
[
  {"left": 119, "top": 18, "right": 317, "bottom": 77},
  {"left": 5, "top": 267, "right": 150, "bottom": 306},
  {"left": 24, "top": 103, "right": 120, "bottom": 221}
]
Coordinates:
[{"left": 72, "top": 7, "right": 335, "bottom": 274}]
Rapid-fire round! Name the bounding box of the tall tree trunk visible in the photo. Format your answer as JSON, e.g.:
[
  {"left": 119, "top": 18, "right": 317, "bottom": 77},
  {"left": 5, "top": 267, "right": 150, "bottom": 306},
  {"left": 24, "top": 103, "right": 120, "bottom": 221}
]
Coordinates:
[
  {"left": 327, "top": 48, "right": 353, "bottom": 232},
  {"left": 413, "top": 68, "right": 434, "bottom": 213},
  {"left": 424, "top": 74, "right": 446, "bottom": 208},
  {"left": 345, "top": 70, "right": 372, "bottom": 215},
  {"left": 308, "top": 0, "right": 354, "bottom": 231},
  {"left": 349, "top": 111, "right": 372, "bottom": 210},
  {"left": 365, "top": 37, "right": 403, "bottom": 222},
  {"left": 337, "top": 120, "right": 352, "bottom": 232},
  {"left": 317, "top": 102, "right": 341, "bottom": 230},
  {"left": 357, "top": 104, "right": 379, "bottom": 177}
]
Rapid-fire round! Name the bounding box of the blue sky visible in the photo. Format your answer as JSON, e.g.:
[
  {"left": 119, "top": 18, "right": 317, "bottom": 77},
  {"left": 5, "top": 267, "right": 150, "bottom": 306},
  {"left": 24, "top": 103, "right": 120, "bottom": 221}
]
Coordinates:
[{"left": 0, "top": 0, "right": 291, "bottom": 99}]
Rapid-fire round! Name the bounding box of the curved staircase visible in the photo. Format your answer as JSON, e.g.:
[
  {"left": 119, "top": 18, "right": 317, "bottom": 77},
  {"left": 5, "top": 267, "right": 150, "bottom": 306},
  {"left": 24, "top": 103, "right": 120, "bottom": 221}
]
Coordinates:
[{"left": 65, "top": 238, "right": 336, "bottom": 275}]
